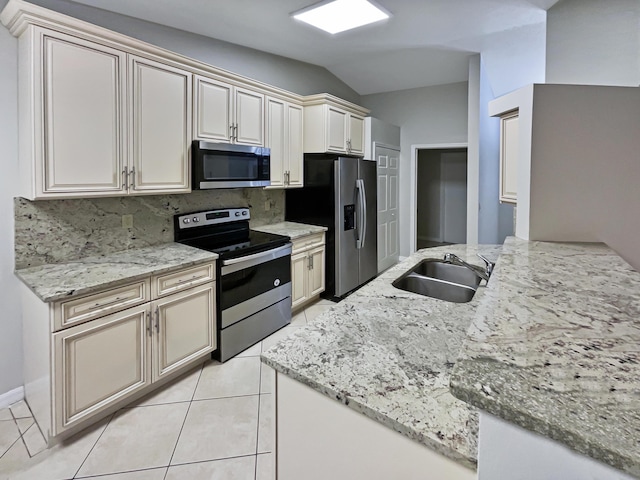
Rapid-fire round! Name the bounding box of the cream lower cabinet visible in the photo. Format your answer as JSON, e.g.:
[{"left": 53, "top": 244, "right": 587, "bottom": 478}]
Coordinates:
[
  {"left": 153, "top": 283, "right": 215, "bottom": 381},
  {"left": 53, "top": 304, "right": 151, "bottom": 435},
  {"left": 22, "top": 262, "right": 216, "bottom": 442},
  {"left": 266, "top": 96, "right": 303, "bottom": 188},
  {"left": 291, "top": 233, "right": 326, "bottom": 310}
]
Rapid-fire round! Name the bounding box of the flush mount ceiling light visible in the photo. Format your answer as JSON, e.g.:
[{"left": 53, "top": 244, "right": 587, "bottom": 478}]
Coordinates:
[{"left": 292, "top": 0, "right": 390, "bottom": 34}]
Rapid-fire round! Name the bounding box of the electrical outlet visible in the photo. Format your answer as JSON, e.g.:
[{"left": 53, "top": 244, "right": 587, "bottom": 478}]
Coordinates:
[
  {"left": 122, "top": 214, "right": 133, "bottom": 229},
  {"left": 264, "top": 200, "right": 271, "bottom": 211}
]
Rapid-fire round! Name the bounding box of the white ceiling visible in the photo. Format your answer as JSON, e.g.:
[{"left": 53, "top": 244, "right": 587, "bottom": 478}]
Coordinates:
[{"left": 67, "top": 0, "right": 561, "bottom": 95}]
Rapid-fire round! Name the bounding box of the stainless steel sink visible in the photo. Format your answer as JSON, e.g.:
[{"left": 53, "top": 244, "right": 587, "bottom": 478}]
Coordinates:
[
  {"left": 392, "top": 258, "right": 484, "bottom": 303},
  {"left": 409, "top": 259, "right": 482, "bottom": 289}
]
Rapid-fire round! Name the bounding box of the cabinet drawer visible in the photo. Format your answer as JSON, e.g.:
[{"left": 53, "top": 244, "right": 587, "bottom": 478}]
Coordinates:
[
  {"left": 152, "top": 262, "right": 215, "bottom": 298},
  {"left": 53, "top": 279, "right": 150, "bottom": 331},
  {"left": 292, "top": 232, "right": 325, "bottom": 254}
]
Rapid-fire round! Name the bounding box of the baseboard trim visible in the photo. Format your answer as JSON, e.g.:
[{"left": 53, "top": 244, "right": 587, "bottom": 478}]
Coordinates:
[{"left": 0, "top": 386, "right": 24, "bottom": 409}]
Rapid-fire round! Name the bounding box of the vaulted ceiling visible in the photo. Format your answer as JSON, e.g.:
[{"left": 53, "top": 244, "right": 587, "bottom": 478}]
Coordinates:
[{"left": 67, "top": 0, "right": 561, "bottom": 94}]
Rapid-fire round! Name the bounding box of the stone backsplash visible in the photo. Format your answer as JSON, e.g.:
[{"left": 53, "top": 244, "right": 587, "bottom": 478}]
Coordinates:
[{"left": 15, "top": 188, "right": 284, "bottom": 269}]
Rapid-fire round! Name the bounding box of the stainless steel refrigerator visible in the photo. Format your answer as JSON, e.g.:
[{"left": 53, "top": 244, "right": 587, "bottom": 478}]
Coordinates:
[{"left": 285, "top": 154, "right": 377, "bottom": 298}]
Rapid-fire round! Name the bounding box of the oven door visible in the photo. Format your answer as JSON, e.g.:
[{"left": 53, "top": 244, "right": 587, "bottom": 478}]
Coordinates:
[{"left": 220, "top": 244, "right": 292, "bottom": 329}]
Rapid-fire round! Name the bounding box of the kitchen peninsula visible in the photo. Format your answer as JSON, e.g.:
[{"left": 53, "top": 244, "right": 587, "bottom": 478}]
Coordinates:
[
  {"left": 262, "top": 243, "right": 502, "bottom": 479},
  {"left": 262, "top": 238, "right": 640, "bottom": 479},
  {"left": 450, "top": 238, "right": 640, "bottom": 479}
]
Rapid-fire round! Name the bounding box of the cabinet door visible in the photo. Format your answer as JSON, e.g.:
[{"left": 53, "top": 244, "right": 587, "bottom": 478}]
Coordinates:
[
  {"left": 152, "top": 283, "right": 215, "bottom": 381},
  {"left": 291, "top": 252, "right": 309, "bottom": 310},
  {"left": 326, "top": 106, "right": 348, "bottom": 153},
  {"left": 287, "top": 104, "right": 304, "bottom": 187},
  {"left": 348, "top": 114, "right": 365, "bottom": 155},
  {"left": 500, "top": 111, "right": 519, "bottom": 203},
  {"left": 308, "top": 246, "right": 326, "bottom": 298},
  {"left": 266, "top": 97, "right": 286, "bottom": 188},
  {"left": 53, "top": 304, "right": 150, "bottom": 435},
  {"left": 41, "top": 31, "right": 126, "bottom": 197},
  {"left": 130, "top": 56, "right": 191, "bottom": 194},
  {"left": 235, "top": 87, "right": 264, "bottom": 146},
  {"left": 194, "top": 75, "right": 233, "bottom": 142}
]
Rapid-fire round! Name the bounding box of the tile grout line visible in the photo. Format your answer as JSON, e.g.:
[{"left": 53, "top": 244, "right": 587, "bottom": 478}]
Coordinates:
[
  {"left": 74, "top": 465, "right": 169, "bottom": 479},
  {"left": 72, "top": 412, "right": 115, "bottom": 479},
  {"left": 9, "top": 403, "right": 34, "bottom": 459},
  {"left": 166, "top": 453, "right": 262, "bottom": 470},
  {"left": 163, "top": 362, "right": 205, "bottom": 480},
  {"left": 0, "top": 435, "right": 25, "bottom": 460},
  {"left": 254, "top": 358, "right": 264, "bottom": 480}
]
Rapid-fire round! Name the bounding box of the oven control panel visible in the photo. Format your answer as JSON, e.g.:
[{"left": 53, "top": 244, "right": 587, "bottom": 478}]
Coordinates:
[{"left": 177, "top": 208, "right": 250, "bottom": 229}]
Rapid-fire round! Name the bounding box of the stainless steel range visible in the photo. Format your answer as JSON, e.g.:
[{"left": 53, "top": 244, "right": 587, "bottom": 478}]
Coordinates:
[{"left": 174, "top": 208, "right": 292, "bottom": 362}]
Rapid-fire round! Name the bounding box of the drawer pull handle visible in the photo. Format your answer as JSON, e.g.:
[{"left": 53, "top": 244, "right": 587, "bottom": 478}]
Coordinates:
[
  {"left": 176, "top": 274, "right": 202, "bottom": 284},
  {"left": 92, "top": 296, "right": 123, "bottom": 308}
]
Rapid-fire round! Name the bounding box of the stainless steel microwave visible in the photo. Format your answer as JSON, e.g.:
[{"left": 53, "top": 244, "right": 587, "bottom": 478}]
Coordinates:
[{"left": 192, "top": 141, "right": 271, "bottom": 189}]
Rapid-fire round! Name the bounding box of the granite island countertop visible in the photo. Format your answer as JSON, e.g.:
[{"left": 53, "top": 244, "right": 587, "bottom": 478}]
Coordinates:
[
  {"left": 450, "top": 237, "right": 640, "bottom": 478},
  {"left": 15, "top": 243, "right": 218, "bottom": 302},
  {"left": 261, "top": 244, "right": 501, "bottom": 469},
  {"left": 251, "top": 221, "right": 327, "bottom": 240}
]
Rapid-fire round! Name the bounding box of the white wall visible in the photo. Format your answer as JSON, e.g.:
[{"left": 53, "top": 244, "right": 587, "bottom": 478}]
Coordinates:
[
  {"left": 479, "top": 413, "right": 636, "bottom": 480},
  {"left": 0, "top": 17, "right": 22, "bottom": 398},
  {"left": 546, "top": 0, "right": 640, "bottom": 87},
  {"left": 29, "top": 0, "right": 361, "bottom": 103},
  {"left": 361, "top": 82, "right": 469, "bottom": 256},
  {"left": 481, "top": 21, "right": 547, "bottom": 241},
  {"left": 466, "top": 55, "right": 480, "bottom": 245},
  {"left": 528, "top": 84, "right": 640, "bottom": 270}
]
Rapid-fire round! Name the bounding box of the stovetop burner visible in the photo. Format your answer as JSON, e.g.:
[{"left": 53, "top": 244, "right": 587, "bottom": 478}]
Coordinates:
[{"left": 174, "top": 208, "right": 290, "bottom": 260}]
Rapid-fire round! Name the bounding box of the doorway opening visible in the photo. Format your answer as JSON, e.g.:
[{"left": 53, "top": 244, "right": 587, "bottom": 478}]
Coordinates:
[{"left": 415, "top": 147, "right": 468, "bottom": 250}]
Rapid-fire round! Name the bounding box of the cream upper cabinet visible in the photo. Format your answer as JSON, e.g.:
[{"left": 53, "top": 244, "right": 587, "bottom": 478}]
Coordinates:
[
  {"left": 25, "top": 28, "right": 127, "bottom": 198},
  {"left": 129, "top": 56, "right": 192, "bottom": 194},
  {"left": 266, "top": 97, "right": 304, "bottom": 189},
  {"left": 290, "top": 233, "right": 326, "bottom": 310},
  {"left": 499, "top": 110, "right": 519, "bottom": 204},
  {"left": 4, "top": 4, "right": 373, "bottom": 200},
  {"left": 17, "top": 27, "right": 192, "bottom": 200},
  {"left": 303, "top": 97, "right": 369, "bottom": 155},
  {"left": 194, "top": 75, "right": 264, "bottom": 146},
  {"left": 327, "top": 106, "right": 348, "bottom": 153},
  {"left": 348, "top": 114, "right": 365, "bottom": 155}
]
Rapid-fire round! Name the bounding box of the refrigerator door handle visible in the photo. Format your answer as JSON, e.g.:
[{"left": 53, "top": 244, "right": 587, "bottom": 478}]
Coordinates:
[{"left": 356, "top": 179, "right": 367, "bottom": 249}]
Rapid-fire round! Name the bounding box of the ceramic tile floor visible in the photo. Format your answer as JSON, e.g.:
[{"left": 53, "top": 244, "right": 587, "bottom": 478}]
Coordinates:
[{"left": 0, "top": 299, "right": 336, "bottom": 480}]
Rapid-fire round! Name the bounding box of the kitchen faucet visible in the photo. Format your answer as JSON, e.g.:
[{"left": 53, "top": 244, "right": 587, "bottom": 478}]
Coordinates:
[{"left": 443, "top": 253, "right": 495, "bottom": 282}]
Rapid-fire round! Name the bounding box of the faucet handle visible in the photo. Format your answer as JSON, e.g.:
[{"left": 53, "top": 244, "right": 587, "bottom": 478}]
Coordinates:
[{"left": 477, "top": 253, "right": 495, "bottom": 276}]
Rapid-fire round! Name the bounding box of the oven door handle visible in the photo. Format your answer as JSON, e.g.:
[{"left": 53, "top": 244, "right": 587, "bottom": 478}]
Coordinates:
[{"left": 221, "top": 243, "right": 292, "bottom": 273}]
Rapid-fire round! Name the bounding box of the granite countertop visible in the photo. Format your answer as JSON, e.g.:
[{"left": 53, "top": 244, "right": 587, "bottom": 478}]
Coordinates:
[
  {"left": 15, "top": 243, "right": 218, "bottom": 302},
  {"left": 262, "top": 244, "right": 501, "bottom": 469},
  {"left": 252, "top": 221, "right": 327, "bottom": 240},
  {"left": 450, "top": 237, "right": 640, "bottom": 478}
]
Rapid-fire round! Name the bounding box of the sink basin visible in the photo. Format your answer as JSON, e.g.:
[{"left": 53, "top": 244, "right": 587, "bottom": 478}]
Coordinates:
[
  {"left": 392, "top": 273, "right": 478, "bottom": 303},
  {"left": 409, "top": 259, "right": 482, "bottom": 289},
  {"left": 391, "top": 258, "right": 484, "bottom": 303}
]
